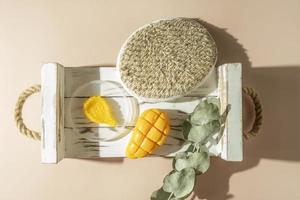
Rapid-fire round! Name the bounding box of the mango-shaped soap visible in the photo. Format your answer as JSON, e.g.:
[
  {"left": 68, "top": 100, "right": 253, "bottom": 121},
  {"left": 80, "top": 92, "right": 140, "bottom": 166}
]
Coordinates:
[
  {"left": 83, "top": 96, "right": 117, "bottom": 127},
  {"left": 126, "top": 109, "right": 170, "bottom": 159}
]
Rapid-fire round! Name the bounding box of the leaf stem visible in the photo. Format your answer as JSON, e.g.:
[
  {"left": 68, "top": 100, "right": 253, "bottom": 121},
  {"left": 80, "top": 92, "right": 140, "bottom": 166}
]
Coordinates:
[
  {"left": 196, "top": 145, "right": 199, "bottom": 152},
  {"left": 192, "top": 144, "right": 197, "bottom": 152},
  {"left": 167, "top": 192, "right": 174, "bottom": 200}
]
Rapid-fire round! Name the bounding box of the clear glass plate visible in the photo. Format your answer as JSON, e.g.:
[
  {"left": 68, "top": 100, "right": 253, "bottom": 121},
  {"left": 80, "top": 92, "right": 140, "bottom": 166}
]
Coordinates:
[{"left": 67, "top": 80, "right": 139, "bottom": 142}]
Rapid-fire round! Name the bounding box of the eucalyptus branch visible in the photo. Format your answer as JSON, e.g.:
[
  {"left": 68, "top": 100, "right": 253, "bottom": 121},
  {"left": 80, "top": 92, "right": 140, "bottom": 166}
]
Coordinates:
[{"left": 151, "top": 98, "right": 229, "bottom": 200}]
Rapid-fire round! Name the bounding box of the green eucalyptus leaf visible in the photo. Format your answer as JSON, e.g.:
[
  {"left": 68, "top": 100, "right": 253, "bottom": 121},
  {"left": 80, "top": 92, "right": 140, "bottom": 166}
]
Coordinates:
[
  {"left": 182, "top": 120, "right": 192, "bottom": 140},
  {"left": 151, "top": 188, "right": 184, "bottom": 200},
  {"left": 172, "top": 152, "right": 187, "bottom": 169},
  {"left": 206, "top": 97, "right": 220, "bottom": 109},
  {"left": 198, "top": 145, "right": 209, "bottom": 153},
  {"left": 151, "top": 188, "right": 172, "bottom": 200},
  {"left": 162, "top": 168, "right": 196, "bottom": 198},
  {"left": 174, "top": 151, "right": 210, "bottom": 174},
  {"left": 188, "top": 120, "right": 221, "bottom": 143},
  {"left": 190, "top": 100, "right": 220, "bottom": 125}
]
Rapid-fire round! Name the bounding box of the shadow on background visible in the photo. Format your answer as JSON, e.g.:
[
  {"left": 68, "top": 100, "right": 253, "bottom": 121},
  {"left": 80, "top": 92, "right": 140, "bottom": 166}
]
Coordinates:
[
  {"left": 189, "top": 20, "right": 300, "bottom": 200},
  {"left": 76, "top": 20, "right": 300, "bottom": 200}
]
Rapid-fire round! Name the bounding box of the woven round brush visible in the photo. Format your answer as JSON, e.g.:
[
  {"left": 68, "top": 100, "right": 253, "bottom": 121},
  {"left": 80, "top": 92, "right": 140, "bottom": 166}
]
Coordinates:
[{"left": 117, "top": 18, "right": 218, "bottom": 102}]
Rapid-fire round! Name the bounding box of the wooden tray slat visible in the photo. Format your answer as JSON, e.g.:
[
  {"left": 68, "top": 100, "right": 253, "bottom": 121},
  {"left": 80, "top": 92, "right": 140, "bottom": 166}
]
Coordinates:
[{"left": 41, "top": 63, "right": 242, "bottom": 163}]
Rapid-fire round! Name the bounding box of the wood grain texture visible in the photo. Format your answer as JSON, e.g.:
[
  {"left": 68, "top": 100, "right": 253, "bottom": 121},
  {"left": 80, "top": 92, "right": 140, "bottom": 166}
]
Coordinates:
[
  {"left": 63, "top": 66, "right": 223, "bottom": 158},
  {"left": 41, "top": 63, "right": 65, "bottom": 163},
  {"left": 219, "top": 63, "right": 243, "bottom": 161},
  {"left": 42, "top": 63, "right": 242, "bottom": 162}
]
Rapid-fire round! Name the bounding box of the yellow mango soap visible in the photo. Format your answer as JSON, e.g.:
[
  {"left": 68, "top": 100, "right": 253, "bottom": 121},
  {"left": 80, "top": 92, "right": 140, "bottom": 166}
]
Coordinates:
[
  {"left": 126, "top": 109, "right": 170, "bottom": 159},
  {"left": 83, "top": 96, "right": 117, "bottom": 127}
]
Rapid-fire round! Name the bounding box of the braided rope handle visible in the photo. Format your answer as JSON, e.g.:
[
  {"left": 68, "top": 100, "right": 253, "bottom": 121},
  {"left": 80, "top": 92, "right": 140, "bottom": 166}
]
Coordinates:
[
  {"left": 242, "top": 87, "right": 263, "bottom": 139},
  {"left": 14, "top": 84, "right": 41, "bottom": 140}
]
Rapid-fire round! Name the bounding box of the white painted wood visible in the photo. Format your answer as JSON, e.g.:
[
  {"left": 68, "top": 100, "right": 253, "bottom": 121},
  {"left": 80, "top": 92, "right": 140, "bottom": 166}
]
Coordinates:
[
  {"left": 41, "top": 63, "right": 65, "bottom": 164},
  {"left": 64, "top": 67, "right": 218, "bottom": 98},
  {"left": 219, "top": 63, "right": 243, "bottom": 161},
  {"left": 64, "top": 127, "right": 184, "bottom": 158},
  {"left": 41, "top": 63, "right": 243, "bottom": 163},
  {"left": 64, "top": 97, "right": 206, "bottom": 127},
  {"left": 63, "top": 66, "right": 221, "bottom": 159}
]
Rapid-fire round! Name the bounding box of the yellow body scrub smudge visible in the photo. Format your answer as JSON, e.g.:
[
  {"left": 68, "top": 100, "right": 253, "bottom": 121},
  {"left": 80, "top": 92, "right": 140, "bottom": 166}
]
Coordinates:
[
  {"left": 126, "top": 109, "right": 170, "bottom": 159},
  {"left": 83, "top": 96, "right": 117, "bottom": 127}
]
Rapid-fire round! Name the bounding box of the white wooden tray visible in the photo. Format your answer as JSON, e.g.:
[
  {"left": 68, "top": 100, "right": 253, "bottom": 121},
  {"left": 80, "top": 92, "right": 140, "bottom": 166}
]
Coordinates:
[{"left": 41, "top": 63, "right": 242, "bottom": 163}]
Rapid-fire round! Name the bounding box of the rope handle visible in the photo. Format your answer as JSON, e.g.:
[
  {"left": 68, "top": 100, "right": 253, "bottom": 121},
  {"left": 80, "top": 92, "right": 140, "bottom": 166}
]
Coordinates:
[
  {"left": 242, "top": 87, "right": 263, "bottom": 139},
  {"left": 14, "top": 84, "right": 41, "bottom": 140}
]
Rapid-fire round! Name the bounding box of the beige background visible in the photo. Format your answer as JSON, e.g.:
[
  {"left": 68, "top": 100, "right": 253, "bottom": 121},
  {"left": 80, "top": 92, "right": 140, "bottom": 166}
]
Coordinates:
[{"left": 1, "top": 0, "right": 300, "bottom": 199}]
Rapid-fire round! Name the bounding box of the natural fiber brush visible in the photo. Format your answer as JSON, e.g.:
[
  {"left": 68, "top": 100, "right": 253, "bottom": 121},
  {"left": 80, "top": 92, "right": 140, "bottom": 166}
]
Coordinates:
[{"left": 117, "top": 18, "right": 217, "bottom": 101}]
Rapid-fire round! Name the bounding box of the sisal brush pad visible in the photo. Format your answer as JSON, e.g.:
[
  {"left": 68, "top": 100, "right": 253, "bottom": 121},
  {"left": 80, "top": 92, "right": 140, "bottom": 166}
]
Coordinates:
[{"left": 117, "top": 18, "right": 217, "bottom": 101}]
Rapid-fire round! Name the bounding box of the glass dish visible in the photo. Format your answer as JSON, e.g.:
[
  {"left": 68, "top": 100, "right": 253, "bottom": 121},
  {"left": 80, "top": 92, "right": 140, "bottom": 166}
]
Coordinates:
[{"left": 67, "top": 80, "right": 139, "bottom": 142}]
